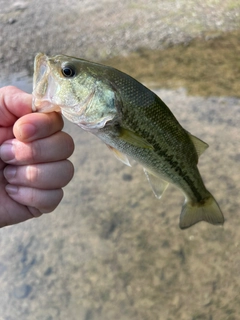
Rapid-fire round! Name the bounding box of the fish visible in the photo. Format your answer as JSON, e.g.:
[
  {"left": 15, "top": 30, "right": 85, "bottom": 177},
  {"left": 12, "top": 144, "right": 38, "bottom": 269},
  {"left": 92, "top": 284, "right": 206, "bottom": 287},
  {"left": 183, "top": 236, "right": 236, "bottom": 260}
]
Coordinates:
[{"left": 32, "top": 53, "right": 224, "bottom": 229}]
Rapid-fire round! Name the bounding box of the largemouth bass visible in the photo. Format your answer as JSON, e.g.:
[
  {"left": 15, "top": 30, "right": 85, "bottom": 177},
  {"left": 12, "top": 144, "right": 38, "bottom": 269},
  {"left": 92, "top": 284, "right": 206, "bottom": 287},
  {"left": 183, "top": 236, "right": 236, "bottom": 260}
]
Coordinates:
[{"left": 32, "top": 53, "right": 224, "bottom": 229}]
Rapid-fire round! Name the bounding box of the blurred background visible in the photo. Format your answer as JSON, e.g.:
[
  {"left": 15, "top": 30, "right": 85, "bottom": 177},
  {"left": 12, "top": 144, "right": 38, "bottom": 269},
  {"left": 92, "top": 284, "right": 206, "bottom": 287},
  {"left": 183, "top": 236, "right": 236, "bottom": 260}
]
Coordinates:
[{"left": 0, "top": 1, "right": 240, "bottom": 319}]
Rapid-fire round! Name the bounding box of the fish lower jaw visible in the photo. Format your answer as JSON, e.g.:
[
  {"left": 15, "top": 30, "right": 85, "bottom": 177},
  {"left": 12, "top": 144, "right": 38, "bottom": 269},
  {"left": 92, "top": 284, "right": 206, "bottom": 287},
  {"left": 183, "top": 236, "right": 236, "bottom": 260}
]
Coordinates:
[{"left": 32, "top": 98, "right": 61, "bottom": 113}]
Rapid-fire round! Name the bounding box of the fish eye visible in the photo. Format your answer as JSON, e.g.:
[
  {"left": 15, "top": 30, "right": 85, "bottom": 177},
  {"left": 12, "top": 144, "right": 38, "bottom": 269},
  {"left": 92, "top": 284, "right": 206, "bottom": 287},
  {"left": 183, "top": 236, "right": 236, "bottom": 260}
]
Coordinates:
[{"left": 61, "top": 64, "right": 76, "bottom": 78}]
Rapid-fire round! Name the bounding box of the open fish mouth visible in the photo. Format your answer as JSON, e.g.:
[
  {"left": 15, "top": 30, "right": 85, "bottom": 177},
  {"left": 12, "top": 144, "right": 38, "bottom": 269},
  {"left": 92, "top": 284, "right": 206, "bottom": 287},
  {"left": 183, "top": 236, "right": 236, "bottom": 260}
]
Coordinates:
[
  {"left": 32, "top": 97, "right": 61, "bottom": 113},
  {"left": 32, "top": 53, "right": 61, "bottom": 113}
]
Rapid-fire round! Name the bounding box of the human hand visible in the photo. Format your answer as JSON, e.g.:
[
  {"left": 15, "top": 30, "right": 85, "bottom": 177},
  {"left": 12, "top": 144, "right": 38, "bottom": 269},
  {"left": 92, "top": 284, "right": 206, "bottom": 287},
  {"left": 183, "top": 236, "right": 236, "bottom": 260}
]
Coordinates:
[{"left": 0, "top": 86, "right": 74, "bottom": 227}]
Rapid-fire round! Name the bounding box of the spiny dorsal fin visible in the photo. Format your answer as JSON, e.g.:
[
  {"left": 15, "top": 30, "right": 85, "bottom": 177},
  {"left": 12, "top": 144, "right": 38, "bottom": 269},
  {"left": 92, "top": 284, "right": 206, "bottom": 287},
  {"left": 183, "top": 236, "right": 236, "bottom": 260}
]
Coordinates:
[
  {"left": 188, "top": 132, "right": 209, "bottom": 158},
  {"left": 106, "top": 145, "right": 131, "bottom": 166},
  {"left": 143, "top": 168, "right": 169, "bottom": 199}
]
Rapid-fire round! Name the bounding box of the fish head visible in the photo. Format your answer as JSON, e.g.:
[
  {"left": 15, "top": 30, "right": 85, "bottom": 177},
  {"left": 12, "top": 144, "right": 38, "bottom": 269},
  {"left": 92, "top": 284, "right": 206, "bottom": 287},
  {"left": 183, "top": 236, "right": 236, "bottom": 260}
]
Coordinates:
[{"left": 32, "top": 53, "right": 120, "bottom": 130}]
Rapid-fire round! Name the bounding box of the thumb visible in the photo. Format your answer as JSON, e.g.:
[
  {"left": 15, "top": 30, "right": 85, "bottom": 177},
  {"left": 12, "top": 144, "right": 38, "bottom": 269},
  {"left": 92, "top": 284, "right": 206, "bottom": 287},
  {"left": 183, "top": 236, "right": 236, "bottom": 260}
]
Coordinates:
[{"left": 0, "top": 86, "right": 32, "bottom": 126}]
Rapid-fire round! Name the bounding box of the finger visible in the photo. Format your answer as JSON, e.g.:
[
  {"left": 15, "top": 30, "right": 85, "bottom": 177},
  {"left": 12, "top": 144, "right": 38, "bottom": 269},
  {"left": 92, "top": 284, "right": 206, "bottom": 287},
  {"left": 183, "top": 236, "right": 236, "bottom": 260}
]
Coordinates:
[
  {"left": 3, "top": 160, "right": 74, "bottom": 189},
  {"left": 13, "top": 111, "right": 64, "bottom": 142},
  {"left": 0, "top": 131, "right": 74, "bottom": 165},
  {"left": 0, "top": 86, "right": 32, "bottom": 126},
  {"left": 0, "top": 127, "right": 14, "bottom": 146},
  {"left": 5, "top": 185, "right": 63, "bottom": 213},
  {"left": 0, "top": 200, "right": 40, "bottom": 227},
  {"left": 0, "top": 159, "right": 6, "bottom": 170}
]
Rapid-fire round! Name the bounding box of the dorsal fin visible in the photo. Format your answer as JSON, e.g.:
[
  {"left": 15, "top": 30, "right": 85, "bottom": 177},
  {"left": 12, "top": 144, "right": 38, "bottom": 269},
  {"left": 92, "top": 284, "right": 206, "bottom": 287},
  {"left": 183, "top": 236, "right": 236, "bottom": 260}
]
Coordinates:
[{"left": 188, "top": 132, "right": 209, "bottom": 158}]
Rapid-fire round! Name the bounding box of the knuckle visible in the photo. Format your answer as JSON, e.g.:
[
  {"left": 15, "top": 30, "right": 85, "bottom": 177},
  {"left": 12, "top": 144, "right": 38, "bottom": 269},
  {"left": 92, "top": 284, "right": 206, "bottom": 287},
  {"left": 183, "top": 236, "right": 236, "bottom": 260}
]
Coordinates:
[
  {"left": 30, "top": 140, "right": 42, "bottom": 163},
  {"left": 26, "top": 165, "right": 40, "bottom": 184},
  {"left": 27, "top": 187, "right": 36, "bottom": 207}
]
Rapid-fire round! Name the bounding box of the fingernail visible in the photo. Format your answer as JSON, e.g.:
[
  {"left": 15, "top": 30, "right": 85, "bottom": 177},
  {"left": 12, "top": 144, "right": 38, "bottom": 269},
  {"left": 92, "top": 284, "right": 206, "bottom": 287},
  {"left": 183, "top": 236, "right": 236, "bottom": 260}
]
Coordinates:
[
  {"left": 0, "top": 141, "right": 15, "bottom": 162},
  {"left": 4, "top": 166, "right": 17, "bottom": 180},
  {"left": 5, "top": 184, "right": 19, "bottom": 195}
]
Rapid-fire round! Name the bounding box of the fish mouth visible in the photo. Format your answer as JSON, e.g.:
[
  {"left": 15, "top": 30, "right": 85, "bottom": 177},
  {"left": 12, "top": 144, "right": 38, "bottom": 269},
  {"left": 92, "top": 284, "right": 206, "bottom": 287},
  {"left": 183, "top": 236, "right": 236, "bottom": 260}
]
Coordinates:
[
  {"left": 32, "top": 53, "right": 61, "bottom": 113},
  {"left": 32, "top": 97, "right": 61, "bottom": 113},
  {"left": 32, "top": 52, "right": 116, "bottom": 130}
]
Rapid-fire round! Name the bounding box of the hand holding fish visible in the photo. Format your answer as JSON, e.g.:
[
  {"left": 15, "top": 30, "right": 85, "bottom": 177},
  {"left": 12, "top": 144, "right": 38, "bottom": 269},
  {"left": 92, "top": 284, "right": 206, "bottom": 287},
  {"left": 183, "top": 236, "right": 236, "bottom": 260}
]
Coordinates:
[{"left": 0, "top": 86, "right": 74, "bottom": 227}]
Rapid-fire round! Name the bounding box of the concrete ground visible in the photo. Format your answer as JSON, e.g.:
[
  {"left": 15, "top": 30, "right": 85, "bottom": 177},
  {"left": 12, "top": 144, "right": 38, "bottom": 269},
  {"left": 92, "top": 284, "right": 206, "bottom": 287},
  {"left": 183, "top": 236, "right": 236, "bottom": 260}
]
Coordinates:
[{"left": 0, "top": 1, "right": 240, "bottom": 319}]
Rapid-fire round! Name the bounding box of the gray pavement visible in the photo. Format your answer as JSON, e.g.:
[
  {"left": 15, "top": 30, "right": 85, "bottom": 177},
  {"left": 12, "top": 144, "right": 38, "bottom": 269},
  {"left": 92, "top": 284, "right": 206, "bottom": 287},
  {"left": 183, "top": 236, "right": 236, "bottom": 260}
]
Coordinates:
[
  {"left": 1, "top": 1, "right": 240, "bottom": 319},
  {"left": 0, "top": 86, "right": 240, "bottom": 319}
]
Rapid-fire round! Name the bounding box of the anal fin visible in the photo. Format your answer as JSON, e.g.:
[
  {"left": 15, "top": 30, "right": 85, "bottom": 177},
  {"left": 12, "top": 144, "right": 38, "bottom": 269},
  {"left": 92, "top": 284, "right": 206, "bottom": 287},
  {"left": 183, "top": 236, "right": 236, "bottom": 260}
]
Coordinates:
[{"left": 143, "top": 168, "right": 169, "bottom": 199}]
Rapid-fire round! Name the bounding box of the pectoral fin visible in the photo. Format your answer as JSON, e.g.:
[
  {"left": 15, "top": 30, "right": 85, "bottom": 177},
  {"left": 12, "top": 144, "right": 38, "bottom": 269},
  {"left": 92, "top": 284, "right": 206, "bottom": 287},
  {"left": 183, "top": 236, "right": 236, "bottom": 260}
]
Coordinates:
[
  {"left": 143, "top": 168, "right": 169, "bottom": 199},
  {"left": 119, "top": 128, "right": 154, "bottom": 150},
  {"left": 106, "top": 145, "right": 131, "bottom": 166}
]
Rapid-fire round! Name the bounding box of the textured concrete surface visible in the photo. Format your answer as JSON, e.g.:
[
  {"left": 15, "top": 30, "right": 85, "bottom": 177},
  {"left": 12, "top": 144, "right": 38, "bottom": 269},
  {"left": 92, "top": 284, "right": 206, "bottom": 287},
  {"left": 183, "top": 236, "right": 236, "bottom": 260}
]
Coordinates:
[
  {"left": 0, "top": 87, "right": 239, "bottom": 320},
  {"left": 1, "top": 0, "right": 240, "bottom": 74}
]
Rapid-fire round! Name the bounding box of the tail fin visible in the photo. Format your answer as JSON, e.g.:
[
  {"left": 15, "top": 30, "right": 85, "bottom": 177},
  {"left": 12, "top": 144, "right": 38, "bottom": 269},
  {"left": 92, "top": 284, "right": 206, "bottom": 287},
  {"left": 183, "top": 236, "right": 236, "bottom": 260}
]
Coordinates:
[{"left": 179, "top": 195, "right": 224, "bottom": 229}]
